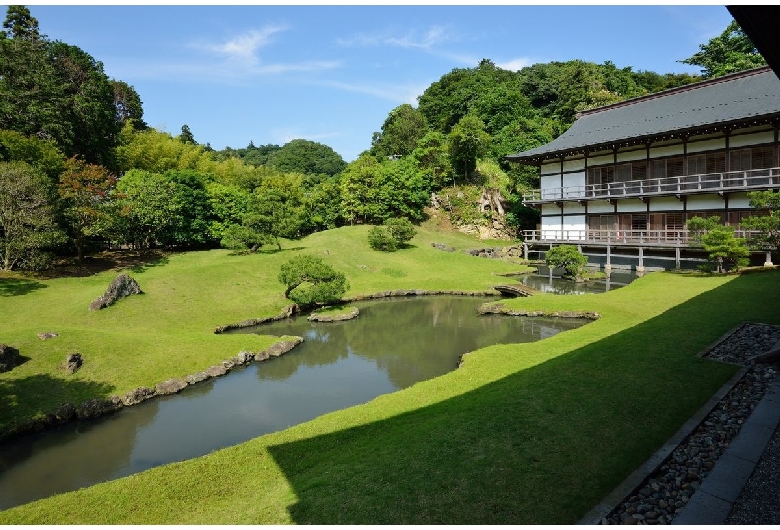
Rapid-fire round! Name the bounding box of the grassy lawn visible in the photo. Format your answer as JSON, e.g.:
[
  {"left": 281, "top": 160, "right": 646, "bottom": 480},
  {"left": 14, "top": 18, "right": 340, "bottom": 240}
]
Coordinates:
[{"left": 1, "top": 224, "right": 778, "bottom": 523}]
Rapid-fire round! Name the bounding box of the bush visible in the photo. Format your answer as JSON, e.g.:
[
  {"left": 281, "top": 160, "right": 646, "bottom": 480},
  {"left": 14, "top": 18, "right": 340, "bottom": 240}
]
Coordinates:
[
  {"left": 278, "top": 255, "right": 349, "bottom": 306},
  {"left": 368, "top": 218, "right": 417, "bottom": 252},
  {"left": 368, "top": 226, "right": 398, "bottom": 251},
  {"left": 545, "top": 245, "right": 588, "bottom": 280},
  {"left": 384, "top": 217, "right": 416, "bottom": 247}
]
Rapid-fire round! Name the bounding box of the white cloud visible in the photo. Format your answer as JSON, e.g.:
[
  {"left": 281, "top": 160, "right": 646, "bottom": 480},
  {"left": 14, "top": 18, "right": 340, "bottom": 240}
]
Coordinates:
[
  {"left": 496, "top": 57, "right": 535, "bottom": 71},
  {"left": 195, "top": 26, "right": 287, "bottom": 65},
  {"left": 337, "top": 26, "right": 452, "bottom": 51},
  {"left": 317, "top": 79, "right": 428, "bottom": 105}
]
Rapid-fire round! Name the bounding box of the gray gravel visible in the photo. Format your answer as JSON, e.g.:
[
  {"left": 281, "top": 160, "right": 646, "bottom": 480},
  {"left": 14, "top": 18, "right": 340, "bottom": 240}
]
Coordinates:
[{"left": 601, "top": 323, "right": 780, "bottom": 525}]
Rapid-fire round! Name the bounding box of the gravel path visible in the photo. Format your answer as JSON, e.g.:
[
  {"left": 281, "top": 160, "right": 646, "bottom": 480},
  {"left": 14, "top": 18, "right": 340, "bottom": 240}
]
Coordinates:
[{"left": 601, "top": 323, "right": 780, "bottom": 525}]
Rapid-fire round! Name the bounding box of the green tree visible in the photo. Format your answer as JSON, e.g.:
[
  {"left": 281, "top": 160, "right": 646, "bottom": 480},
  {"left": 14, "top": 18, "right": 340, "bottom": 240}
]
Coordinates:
[
  {"left": 545, "top": 245, "right": 588, "bottom": 280},
  {"left": 367, "top": 226, "right": 398, "bottom": 252},
  {"left": 371, "top": 104, "right": 430, "bottom": 158},
  {"left": 113, "top": 169, "right": 213, "bottom": 248},
  {"left": 0, "top": 129, "right": 66, "bottom": 181},
  {"left": 742, "top": 190, "right": 780, "bottom": 259},
  {"left": 179, "top": 124, "right": 196, "bottom": 145},
  {"left": 0, "top": 160, "right": 64, "bottom": 270},
  {"left": 448, "top": 114, "right": 490, "bottom": 182},
  {"left": 686, "top": 216, "right": 749, "bottom": 272},
  {"left": 384, "top": 217, "right": 416, "bottom": 247},
  {"left": 1, "top": 5, "right": 41, "bottom": 41},
  {"left": 278, "top": 255, "right": 349, "bottom": 306},
  {"left": 680, "top": 20, "right": 766, "bottom": 78},
  {"left": 46, "top": 40, "right": 119, "bottom": 166},
  {"left": 266, "top": 139, "right": 347, "bottom": 178},
  {"left": 58, "top": 157, "right": 117, "bottom": 261},
  {"left": 411, "top": 130, "right": 451, "bottom": 188},
  {"left": 340, "top": 154, "right": 383, "bottom": 225},
  {"left": 111, "top": 79, "right": 146, "bottom": 131}
]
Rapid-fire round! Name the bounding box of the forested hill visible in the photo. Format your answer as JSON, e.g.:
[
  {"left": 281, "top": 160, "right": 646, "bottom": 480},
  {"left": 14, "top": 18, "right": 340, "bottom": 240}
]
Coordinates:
[{"left": 0, "top": 8, "right": 766, "bottom": 270}]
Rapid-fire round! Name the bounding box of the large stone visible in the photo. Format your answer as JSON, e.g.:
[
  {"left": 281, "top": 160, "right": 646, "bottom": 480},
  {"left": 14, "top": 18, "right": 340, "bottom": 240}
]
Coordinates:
[
  {"left": 309, "top": 308, "right": 360, "bottom": 322},
  {"left": 264, "top": 336, "right": 304, "bottom": 357},
  {"left": 122, "top": 387, "right": 155, "bottom": 406},
  {"left": 89, "top": 274, "right": 142, "bottom": 311},
  {"left": 155, "top": 378, "right": 188, "bottom": 395},
  {"left": 75, "top": 397, "right": 122, "bottom": 420},
  {"left": 62, "top": 353, "right": 83, "bottom": 374},
  {"left": 0, "top": 343, "right": 20, "bottom": 373}
]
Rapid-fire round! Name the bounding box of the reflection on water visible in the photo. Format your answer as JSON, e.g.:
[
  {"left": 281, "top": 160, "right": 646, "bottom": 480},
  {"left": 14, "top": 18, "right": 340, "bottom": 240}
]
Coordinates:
[
  {"left": 0, "top": 296, "right": 586, "bottom": 511},
  {"left": 511, "top": 266, "right": 640, "bottom": 295}
]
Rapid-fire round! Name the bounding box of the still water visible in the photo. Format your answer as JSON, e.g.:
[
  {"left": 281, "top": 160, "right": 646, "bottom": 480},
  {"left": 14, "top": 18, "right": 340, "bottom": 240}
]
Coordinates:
[
  {"left": 0, "top": 296, "right": 586, "bottom": 510},
  {"left": 511, "top": 266, "right": 640, "bottom": 295}
]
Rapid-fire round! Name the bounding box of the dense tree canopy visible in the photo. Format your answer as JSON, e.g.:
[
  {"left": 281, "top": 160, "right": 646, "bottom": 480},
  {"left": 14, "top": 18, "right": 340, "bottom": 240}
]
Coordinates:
[
  {"left": 265, "top": 139, "right": 347, "bottom": 178},
  {"left": 681, "top": 20, "right": 766, "bottom": 78}
]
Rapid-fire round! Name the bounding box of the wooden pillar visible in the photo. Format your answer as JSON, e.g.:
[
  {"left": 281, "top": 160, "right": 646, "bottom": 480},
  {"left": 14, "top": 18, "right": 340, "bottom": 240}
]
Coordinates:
[
  {"left": 605, "top": 243, "right": 612, "bottom": 271},
  {"left": 675, "top": 247, "right": 681, "bottom": 270}
]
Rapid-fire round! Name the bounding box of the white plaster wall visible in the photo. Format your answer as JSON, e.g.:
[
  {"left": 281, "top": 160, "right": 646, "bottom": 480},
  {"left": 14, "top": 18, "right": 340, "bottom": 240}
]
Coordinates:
[
  {"left": 727, "top": 195, "right": 752, "bottom": 209},
  {"left": 649, "top": 144, "right": 684, "bottom": 158},
  {"left": 617, "top": 148, "right": 646, "bottom": 163},
  {"left": 562, "top": 172, "right": 585, "bottom": 189},
  {"left": 563, "top": 203, "right": 586, "bottom": 215},
  {"left": 730, "top": 130, "right": 774, "bottom": 148},
  {"left": 687, "top": 195, "right": 728, "bottom": 210},
  {"left": 540, "top": 204, "right": 561, "bottom": 217},
  {"left": 588, "top": 154, "right": 613, "bottom": 166},
  {"left": 616, "top": 199, "right": 648, "bottom": 213},
  {"left": 588, "top": 202, "right": 616, "bottom": 214},
  {"left": 687, "top": 137, "right": 726, "bottom": 154},
  {"left": 562, "top": 159, "right": 585, "bottom": 172},
  {"left": 563, "top": 215, "right": 587, "bottom": 240},
  {"left": 649, "top": 197, "right": 684, "bottom": 212},
  {"left": 540, "top": 162, "right": 559, "bottom": 176},
  {"left": 541, "top": 175, "right": 560, "bottom": 197}
]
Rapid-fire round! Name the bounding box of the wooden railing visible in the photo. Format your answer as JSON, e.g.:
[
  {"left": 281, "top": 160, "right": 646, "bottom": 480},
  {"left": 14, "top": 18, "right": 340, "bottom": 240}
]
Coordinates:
[
  {"left": 522, "top": 229, "right": 758, "bottom": 245},
  {"left": 523, "top": 167, "right": 780, "bottom": 204}
]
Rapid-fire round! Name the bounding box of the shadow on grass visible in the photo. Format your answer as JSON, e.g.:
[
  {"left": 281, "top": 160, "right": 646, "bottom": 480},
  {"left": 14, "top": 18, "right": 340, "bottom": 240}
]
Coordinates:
[
  {"left": 267, "top": 271, "right": 780, "bottom": 524},
  {"left": 0, "top": 374, "right": 116, "bottom": 435},
  {"left": 0, "top": 278, "right": 47, "bottom": 297}
]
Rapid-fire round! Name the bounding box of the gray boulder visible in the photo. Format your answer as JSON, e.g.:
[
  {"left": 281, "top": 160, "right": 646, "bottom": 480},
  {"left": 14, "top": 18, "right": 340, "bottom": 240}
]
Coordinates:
[
  {"left": 0, "top": 344, "right": 20, "bottom": 373},
  {"left": 62, "top": 353, "right": 83, "bottom": 374},
  {"left": 89, "top": 274, "right": 142, "bottom": 311}
]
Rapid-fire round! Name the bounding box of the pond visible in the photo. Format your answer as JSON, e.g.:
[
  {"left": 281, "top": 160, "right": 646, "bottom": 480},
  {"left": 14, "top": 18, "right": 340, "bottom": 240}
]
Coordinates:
[
  {"left": 509, "top": 266, "right": 641, "bottom": 295},
  {"left": 0, "top": 295, "right": 587, "bottom": 511}
]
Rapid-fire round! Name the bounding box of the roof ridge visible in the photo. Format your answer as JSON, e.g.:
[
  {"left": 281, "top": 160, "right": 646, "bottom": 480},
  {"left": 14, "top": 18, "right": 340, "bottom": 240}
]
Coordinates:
[{"left": 576, "top": 66, "right": 773, "bottom": 119}]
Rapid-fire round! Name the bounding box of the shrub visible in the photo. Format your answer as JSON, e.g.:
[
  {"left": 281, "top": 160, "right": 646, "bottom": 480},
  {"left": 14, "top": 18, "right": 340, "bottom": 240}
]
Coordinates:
[
  {"left": 278, "top": 255, "right": 349, "bottom": 306},
  {"left": 384, "top": 217, "right": 416, "bottom": 247},
  {"left": 545, "top": 245, "right": 588, "bottom": 280},
  {"left": 368, "top": 217, "right": 417, "bottom": 252},
  {"left": 368, "top": 226, "right": 398, "bottom": 252}
]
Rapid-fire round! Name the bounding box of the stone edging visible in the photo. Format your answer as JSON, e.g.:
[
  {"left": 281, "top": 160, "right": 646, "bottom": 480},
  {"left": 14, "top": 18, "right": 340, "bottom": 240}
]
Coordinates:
[
  {"left": 0, "top": 336, "right": 305, "bottom": 443},
  {"left": 476, "top": 301, "right": 602, "bottom": 320},
  {"left": 344, "top": 289, "right": 500, "bottom": 301},
  {"left": 214, "top": 304, "right": 299, "bottom": 333},
  {"left": 308, "top": 307, "right": 360, "bottom": 322}
]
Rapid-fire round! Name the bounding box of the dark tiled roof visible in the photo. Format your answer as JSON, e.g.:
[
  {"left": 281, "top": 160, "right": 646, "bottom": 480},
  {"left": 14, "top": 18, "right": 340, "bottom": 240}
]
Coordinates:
[{"left": 506, "top": 66, "right": 780, "bottom": 164}]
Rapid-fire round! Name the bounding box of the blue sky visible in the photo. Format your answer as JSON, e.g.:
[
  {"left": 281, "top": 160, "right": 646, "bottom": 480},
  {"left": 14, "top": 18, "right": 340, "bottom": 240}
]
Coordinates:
[{"left": 17, "top": 3, "right": 734, "bottom": 162}]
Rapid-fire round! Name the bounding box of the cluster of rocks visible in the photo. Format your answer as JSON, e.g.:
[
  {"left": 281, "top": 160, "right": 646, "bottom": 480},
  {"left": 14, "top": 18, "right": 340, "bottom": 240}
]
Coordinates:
[
  {"left": 431, "top": 242, "right": 456, "bottom": 252},
  {"left": 89, "top": 273, "right": 142, "bottom": 311},
  {"left": 467, "top": 245, "right": 525, "bottom": 260},
  {"left": 601, "top": 323, "right": 780, "bottom": 525}
]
